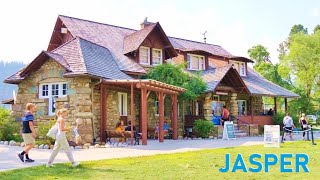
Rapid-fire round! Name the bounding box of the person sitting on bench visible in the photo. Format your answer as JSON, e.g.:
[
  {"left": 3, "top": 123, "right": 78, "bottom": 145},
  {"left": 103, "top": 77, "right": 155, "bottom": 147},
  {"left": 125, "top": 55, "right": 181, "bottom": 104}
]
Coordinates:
[
  {"left": 125, "top": 121, "right": 136, "bottom": 132},
  {"left": 115, "top": 122, "right": 125, "bottom": 143}
]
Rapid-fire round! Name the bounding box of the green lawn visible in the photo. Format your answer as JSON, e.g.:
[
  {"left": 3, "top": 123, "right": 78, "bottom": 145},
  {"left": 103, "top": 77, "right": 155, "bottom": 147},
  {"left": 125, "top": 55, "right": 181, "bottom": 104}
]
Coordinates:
[{"left": 1, "top": 140, "right": 319, "bottom": 180}]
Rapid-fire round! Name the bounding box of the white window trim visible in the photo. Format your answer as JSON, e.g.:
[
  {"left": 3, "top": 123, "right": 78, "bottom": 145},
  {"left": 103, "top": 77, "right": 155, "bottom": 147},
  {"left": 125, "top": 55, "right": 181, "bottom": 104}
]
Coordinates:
[
  {"left": 152, "top": 48, "right": 163, "bottom": 65},
  {"left": 187, "top": 53, "right": 205, "bottom": 70},
  {"left": 38, "top": 82, "right": 68, "bottom": 116},
  {"left": 139, "top": 46, "right": 150, "bottom": 65},
  {"left": 230, "top": 60, "right": 246, "bottom": 76},
  {"left": 118, "top": 92, "right": 128, "bottom": 116},
  {"left": 195, "top": 101, "right": 199, "bottom": 116}
]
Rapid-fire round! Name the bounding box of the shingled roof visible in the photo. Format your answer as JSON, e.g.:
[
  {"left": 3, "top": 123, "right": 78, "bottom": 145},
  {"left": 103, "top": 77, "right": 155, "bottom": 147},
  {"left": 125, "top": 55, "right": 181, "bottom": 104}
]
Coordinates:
[
  {"left": 4, "top": 37, "right": 132, "bottom": 83},
  {"left": 201, "top": 65, "right": 299, "bottom": 98},
  {"left": 201, "top": 65, "right": 250, "bottom": 94},
  {"left": 242, "top": 68, "right": 299, "bottom": 98},
  {"left": 53, "top": 15, "right": 251, "bottom": 72}
]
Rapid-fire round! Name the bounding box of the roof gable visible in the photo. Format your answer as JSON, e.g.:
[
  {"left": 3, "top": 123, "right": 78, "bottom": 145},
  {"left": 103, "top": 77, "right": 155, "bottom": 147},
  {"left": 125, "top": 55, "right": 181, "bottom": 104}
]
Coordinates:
[
  {"left": 201, "top": 65, "right": 250, "bottom": 94},
  {"left": 123, "top": 23, "right": 177, "bottom": 58},
  {"left": 19, "top": 51, "right": 70, "bottom": 78}
]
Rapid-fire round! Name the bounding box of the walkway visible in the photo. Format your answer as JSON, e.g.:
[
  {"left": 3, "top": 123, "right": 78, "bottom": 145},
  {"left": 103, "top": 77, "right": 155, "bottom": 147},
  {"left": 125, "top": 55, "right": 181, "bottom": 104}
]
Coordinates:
[{"left": 0, "top": 135, "right": 318, "bottom": 171}]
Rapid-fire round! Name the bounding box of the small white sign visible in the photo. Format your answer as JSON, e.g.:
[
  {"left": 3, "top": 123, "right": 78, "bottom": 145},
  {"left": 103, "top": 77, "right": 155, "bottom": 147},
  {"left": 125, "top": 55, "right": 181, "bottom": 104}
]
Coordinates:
[
  {"left": 223, "top": 121, "right": 236, "bottom": 140},
  {"left": 264, "top": 125, "right": 280, "bottom": 148}
]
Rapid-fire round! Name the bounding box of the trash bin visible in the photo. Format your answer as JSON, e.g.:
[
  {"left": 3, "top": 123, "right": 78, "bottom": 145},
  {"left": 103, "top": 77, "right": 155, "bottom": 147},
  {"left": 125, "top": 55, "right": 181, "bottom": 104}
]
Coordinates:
[{"left": 212, "top": 116, "right": 221, "bottom": 125}]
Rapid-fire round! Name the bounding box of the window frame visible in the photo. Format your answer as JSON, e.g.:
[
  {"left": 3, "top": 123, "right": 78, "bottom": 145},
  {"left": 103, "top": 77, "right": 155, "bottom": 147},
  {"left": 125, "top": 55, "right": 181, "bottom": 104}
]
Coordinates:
[
  {"left": 39, "top": 82, "right": 68, "bottom": 116},
  {"left": 187, "top": 53, "right": 205, "bottom": 70},
  {"left": 139, "top": 46, "right": 150, "bottom": 65},
  {"left": 152, "top": 48, "right": 163, "bottom": 65},
  {"left": 118, "top": 92, "right": 128, "bottom": 116},
  {"left": 230, "top": 60, "right": 246, "bottom": 76}
]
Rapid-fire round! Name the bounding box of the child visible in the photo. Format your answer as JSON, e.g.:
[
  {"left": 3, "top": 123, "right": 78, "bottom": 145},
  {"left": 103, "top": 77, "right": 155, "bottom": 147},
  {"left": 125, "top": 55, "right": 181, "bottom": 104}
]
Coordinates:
[
  {"left": 47, "top": 108, "right": 80, "bottom": 167},
  {"left": 18, "top": 103, "right": 37, "bottom": 163}
]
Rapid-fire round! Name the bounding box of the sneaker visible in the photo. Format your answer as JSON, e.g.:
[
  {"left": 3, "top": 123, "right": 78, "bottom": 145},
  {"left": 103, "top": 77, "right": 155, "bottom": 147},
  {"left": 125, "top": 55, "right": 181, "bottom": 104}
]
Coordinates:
[
  {"left": 72, "top": 161, "right": 80, "bottom": 167},
  {"left": 18, "top": 153, "right": 24, "bottom": 162},
  {"left": 25, "top": 158, "right": 35, "bottom": 163},
  {"left": 46, "top": 163, "right": 55, "bottom": 167}
]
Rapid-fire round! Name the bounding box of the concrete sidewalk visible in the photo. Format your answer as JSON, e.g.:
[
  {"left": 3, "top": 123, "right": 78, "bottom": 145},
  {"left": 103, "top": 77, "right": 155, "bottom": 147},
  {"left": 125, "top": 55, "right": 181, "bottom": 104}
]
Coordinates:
[{"left": 0, "top": 135, "right": 318, "bottom": 171}]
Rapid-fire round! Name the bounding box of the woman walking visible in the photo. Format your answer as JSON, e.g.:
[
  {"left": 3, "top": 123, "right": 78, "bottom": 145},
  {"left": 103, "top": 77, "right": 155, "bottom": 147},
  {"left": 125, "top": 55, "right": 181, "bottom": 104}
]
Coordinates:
[
  {"left": 299, "top": 113, "right": 308, "bottom": 140},
  {"left": 47, "top": 108, "right": 79, "bottom": 167}
]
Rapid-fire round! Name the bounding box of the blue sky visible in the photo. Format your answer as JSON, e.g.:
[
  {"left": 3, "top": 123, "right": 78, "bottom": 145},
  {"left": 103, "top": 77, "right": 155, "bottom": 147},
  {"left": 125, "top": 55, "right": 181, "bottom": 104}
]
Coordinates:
[{"left": 0, "top": 0, "right": 319, "bottom": 63}]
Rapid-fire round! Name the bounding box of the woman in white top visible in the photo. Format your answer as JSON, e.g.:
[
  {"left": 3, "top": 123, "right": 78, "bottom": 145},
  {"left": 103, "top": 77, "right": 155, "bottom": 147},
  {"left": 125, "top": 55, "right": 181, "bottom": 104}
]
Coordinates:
[{"left": 47, "top": 108, "right": 79, "bottom": 167}]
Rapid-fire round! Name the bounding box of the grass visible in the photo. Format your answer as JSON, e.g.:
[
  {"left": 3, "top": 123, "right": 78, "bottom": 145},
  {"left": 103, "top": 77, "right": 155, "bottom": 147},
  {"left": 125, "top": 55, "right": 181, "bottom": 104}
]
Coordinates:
[{"left": 0, "top": 140, "right": 319, "bottom": 180}]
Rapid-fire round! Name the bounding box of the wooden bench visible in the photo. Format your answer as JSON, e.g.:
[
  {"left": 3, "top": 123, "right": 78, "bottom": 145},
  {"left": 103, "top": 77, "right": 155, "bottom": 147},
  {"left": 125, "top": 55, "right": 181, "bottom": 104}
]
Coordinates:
[{"left": 105, "top": 130, "right": 140, "bottom": 145}]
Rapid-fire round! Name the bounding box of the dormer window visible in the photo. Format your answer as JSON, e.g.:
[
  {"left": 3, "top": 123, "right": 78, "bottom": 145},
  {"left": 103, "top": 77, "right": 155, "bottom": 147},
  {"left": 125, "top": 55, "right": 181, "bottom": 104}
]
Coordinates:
[
  {"left": 139, "top": 46, "right": 150, "bottom": 65},
  {"left": 230, "top": 60, "right": 246, "bottom": 76},
  {"left": 152, "top": 48, "right": 162, "bottom": 65},
  {"left": 187, "top": 54, "right": 205, "bottom": 70}
]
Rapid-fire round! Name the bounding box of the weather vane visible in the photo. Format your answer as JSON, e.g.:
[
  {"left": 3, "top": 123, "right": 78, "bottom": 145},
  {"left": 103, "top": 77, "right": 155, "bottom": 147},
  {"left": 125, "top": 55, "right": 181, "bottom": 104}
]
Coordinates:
[{"left": 201, "top": 31, "right": 207, "bottom": 43}]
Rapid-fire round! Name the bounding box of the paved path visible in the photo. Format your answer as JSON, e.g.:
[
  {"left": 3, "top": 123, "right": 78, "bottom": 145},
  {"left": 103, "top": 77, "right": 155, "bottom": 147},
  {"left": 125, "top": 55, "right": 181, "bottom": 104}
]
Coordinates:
[{"left": 0, "top": 135, "right": 319, "bottom": 171}]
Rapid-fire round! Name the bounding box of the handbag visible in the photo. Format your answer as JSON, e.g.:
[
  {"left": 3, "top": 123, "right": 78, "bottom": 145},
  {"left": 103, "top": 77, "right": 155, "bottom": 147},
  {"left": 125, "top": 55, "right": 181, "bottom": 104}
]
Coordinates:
[{"left": 46, "top": 123, "right": 58, "bottom": 139}]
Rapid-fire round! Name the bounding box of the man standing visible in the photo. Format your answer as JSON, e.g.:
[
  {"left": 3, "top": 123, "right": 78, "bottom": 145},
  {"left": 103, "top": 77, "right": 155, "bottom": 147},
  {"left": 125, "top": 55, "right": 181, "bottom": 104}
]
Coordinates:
[
  {"left": 18, "top": 103, "right": 37, "bottom": 163},
  {"left": 221, "top": 105, "right": 230, "bottom": 127},
  {"left": 283, "top": 112, "right": 295, "bottom": 141}
]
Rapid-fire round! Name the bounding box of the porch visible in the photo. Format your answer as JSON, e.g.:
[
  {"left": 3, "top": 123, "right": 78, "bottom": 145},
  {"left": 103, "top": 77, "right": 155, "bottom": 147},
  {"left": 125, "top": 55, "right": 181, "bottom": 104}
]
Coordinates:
[{"left": 99, "top": 79, "right": 185, "bottom": 145}]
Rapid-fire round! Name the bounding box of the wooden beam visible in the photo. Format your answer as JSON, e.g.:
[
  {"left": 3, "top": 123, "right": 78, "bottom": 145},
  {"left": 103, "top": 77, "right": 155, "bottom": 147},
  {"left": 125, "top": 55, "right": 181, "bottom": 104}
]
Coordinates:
[
  {"left": 159, "top": 92, "right": 164, "bottom": 142},
  {"left": 172, "top": 94, "right": 178, "bottom": 140},
  {"left": 250, "top": 96, "right": 253, "bottom": 124},
  {"left": 100, "top": 84, "right": 107, "bottom": 143},
  {"left": 137, "top": 83, "right": 179, "bottom": 95},
  {"left": 130, "top": 83, "right": 134, "bottom": 145},
  {"left": 141, "top": 88, "right": 148, "bottom": 145},
  {"left": 274, "top": 97, "right": 277, "bottom": 115},
  {"left": 284, "top": 98, "right": 288, "bottom": 113}
]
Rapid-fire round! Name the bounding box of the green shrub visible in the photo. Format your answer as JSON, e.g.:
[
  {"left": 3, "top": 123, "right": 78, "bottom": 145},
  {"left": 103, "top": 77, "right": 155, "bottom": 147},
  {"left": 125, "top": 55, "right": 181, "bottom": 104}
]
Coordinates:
[
  {"left": 273, "top": 112, "right": 285, "bottom": 125},
  {"left": 37, "top": 120, "right": 56, "bottom": 145},
  {"left": 0, "top": 108, "right": 22, "bottom": 141},
  {"left": 193, "top": 119, "right": 214, "bottom": 138}
]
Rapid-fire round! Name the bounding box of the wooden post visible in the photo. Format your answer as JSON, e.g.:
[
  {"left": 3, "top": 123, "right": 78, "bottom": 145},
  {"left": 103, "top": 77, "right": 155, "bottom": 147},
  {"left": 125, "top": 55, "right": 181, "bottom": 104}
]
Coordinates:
[
  {"left": 130, "top": 83, "right": 134, "bottom": 145},
  {"left": 250, "top": 96, "right": 253, "bottom": 124},
  {"left": 274, "top": 97, "right": 277, "bottom": 115},
  {"left": 100, "top": 84, "right": 107, "bottom": 143},
  {"left": 284, "top": 98, "right": 288, "bottom": 113},
  {"left": 141, "top": 88, "right": 148, "bottom": 145},
  {"left": 172, "top": 94, "right": 178, "bottom": 140},
  {"left": 159, "top": 92, "right": 164, "bottom": 142}
]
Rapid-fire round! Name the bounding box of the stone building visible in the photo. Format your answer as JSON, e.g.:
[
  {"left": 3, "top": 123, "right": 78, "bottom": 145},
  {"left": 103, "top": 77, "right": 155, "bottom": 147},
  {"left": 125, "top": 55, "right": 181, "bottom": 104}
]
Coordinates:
[{"left": 4, "top": 15, "right": 299, "bottom": 145}]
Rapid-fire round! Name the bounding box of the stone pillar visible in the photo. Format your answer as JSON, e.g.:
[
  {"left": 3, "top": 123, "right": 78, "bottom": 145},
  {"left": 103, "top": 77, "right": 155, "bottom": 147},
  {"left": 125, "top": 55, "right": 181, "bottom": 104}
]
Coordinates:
[
  {"left": 203, "top": 93, "right": 212, "bottom": 121},
  {"left": 230, "top": 93, "right": 238, "bottom": 116}
]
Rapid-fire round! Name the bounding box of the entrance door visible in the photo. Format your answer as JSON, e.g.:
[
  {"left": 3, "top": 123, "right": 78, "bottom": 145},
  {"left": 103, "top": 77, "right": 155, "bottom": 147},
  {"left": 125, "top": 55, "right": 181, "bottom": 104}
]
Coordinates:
[{"left": 237, "top": 100, "right": 246, "bottom": 115}]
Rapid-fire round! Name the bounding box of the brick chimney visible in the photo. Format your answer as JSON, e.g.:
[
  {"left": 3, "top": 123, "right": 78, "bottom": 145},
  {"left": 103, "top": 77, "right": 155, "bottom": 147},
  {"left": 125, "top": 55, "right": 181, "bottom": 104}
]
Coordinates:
[{"left": 140, "top": 17, "right": 153, "bottom": 29}]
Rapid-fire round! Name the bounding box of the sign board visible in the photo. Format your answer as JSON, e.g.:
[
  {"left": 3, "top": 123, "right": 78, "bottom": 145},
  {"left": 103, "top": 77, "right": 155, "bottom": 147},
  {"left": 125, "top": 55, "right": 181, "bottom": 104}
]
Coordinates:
[
  {"left": 223, "top": 121, "right": 236, "bottom": 140},
  {"left": 264, "top": 125, "right": 280, "bottom": 148}
]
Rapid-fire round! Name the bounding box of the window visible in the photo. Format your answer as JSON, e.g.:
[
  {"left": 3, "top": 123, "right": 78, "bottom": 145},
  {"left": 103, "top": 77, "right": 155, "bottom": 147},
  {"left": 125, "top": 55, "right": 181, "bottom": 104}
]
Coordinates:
[
  {"left": 39, "top": 82, "right": 68, "bottom": 116},
  {"left": 152, "top": 48, "right": 162, "bottom": 65},
  {"left": 139, "top": 46, "right": 150, "bottom": 65},
  {"left": 195, "top": 101, "right": 199, "bottom": 116},
  {"left": 187, "top": 54, "right": 205, "bottom": 70},
  {"left": 230, "top": 61, "right": 246, "bottom": 76},
  {"left": 118, "top": 93, "right": 128, "bottom": 116},
  {"left": 42, "top": 85, "right": 49, "bottom": 97},
  {"left": 155, "top": 100, "right": 159, "bottom": 116}
]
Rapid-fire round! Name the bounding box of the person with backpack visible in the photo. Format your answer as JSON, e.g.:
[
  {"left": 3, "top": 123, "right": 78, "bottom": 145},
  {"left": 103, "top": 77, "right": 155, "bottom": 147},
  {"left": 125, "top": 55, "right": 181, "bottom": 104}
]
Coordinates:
[
  {"left": 283, "top": 112, "right": 295, "bottom": 141},
  {"left": 221, "top": 105, "right": 230, "bottom": 127},
  {"left": 299, "top": 113, "right": 309, "bottom": 140}
]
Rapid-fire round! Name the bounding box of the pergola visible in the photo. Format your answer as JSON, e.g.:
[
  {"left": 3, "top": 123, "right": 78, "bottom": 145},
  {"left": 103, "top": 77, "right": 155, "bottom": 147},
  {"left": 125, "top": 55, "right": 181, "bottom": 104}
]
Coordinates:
[{"left": 100, "top": 79, "right": 185, "bottom": 145}]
